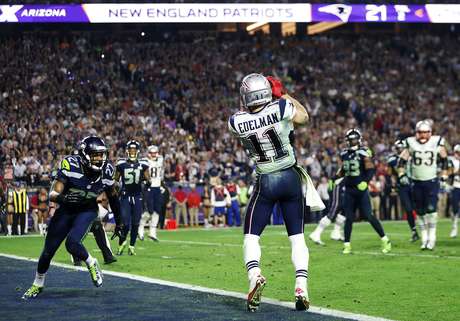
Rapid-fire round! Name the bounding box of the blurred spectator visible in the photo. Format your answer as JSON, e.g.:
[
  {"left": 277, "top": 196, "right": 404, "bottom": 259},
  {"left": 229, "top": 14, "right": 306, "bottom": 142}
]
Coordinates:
[
  {"left": 187, "top": 183, "right": 201, "bottom": 227},
  {"left": 369, "top": 176, "right": 382, "bottom": 220},
  {"left": 225, "top": 179, "right": 241, "bottom": 227},
  {"left": 174, "top": 185, "right": 188, "bottom": 227},
  {"left": 211, "top": 178, "right": 231, "bottom": 227},
  {"left": 237, "top": 180, "right": 249, "bottom": 218}
]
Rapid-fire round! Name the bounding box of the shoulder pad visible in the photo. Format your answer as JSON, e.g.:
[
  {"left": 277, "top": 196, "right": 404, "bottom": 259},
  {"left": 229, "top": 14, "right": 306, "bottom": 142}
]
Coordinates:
[
  {"left": 357, "top": 148, "right": 372, "bottom": 158},
  {"left": 116, "top": 158, "right": 127, "bottom": 166},
  {"left": 60, "top": 155, "right": 82, "bottom": 172},
  {"left": 58, "top": 155, "right": 83, "bottom": 179},
  {"left": 433, "top": 135, "right": 445, "bottom": 146},
  {"left": 387, "top": 155, "right": 398, "bottom": 164},
  {"left": 339, "top": 150, "right": 348, "bottom": 157},
  {"left": 139, "top": 159, "right": 150, "bottom": 166},
  {"left": 103, "top": 163, "right": 115, "bottom": 178}
]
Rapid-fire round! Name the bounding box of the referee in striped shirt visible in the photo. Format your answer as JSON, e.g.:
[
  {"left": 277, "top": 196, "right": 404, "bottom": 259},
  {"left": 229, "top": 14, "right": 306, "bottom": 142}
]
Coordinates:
[{"left": 12, "top": 182, "right": 29, "bottom": 235}]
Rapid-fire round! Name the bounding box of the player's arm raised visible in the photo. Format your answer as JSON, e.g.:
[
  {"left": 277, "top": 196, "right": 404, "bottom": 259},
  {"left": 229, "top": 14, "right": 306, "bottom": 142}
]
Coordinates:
[
  {"left": 397, "top": 148, "right": 411, "bottom": 185},
  {"left": 266, "top": 76, "right": 309, "bottom": 125},
  {"left": 438, "top": 144, "right": 449, "bottom": 182},
  {"left": 283, "top": 94, "right": 309, "bottom": 125},
  {"left": 105, "top": 184, "right": 124, "bottom": 239}
]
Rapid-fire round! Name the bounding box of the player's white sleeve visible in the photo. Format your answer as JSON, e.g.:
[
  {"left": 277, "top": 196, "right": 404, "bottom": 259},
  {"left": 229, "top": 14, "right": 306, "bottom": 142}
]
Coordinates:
[
  {"left": 280, "top": 98, "right": 296, "bottom": 121},
  {"left": 228, "top": 115, "right": 238, "bottom": 135}
]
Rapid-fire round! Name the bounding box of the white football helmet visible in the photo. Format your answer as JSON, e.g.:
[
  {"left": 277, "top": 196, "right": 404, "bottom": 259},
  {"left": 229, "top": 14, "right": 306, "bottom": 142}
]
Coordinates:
[
  {"left": 148, "top": 145, "right": 159, "bottom": 159},
  {"left": 454, "top": 144, "right": 460, "bottom": 156},
  {"left": 415, "top": 120, "right": 432, "bottom": 144},
  {"left": 240, "top": 73, "right": 272, "bottom": 110}
]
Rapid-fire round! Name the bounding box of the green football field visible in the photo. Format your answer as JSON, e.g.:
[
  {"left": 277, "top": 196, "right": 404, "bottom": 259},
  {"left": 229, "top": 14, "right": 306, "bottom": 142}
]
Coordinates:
[{"left": 1, "top": 219, "right": 459, "bottom": 321}]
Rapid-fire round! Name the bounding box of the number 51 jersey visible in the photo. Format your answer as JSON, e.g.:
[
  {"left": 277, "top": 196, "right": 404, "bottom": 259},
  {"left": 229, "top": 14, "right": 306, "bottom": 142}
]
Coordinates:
[
  {"left": 116, "top": 159, "right": 149, "bottom": 196},
  {"left": 228, "top": 98, "right": 296, "bottom": 174}
]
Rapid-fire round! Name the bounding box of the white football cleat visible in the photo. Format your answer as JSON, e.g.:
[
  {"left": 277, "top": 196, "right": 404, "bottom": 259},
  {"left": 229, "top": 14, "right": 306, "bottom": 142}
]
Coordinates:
[
  {"left": 308, "top": 233, "right": 325, "bottom": 246},
  {"left": 426, "top": 241, "right": 435, "bottom": 251},
  {"left": 420, "top": 242, "right": 428, "bottom": 251},
  {"left": 247, "top": 275, "right": 266, "bottom": 312},
  {"left": 330, "top": 229, "right": 344, "bottom": 241},
  {"left": 450, "top": 227, "right": 457, "bottom": 238}
]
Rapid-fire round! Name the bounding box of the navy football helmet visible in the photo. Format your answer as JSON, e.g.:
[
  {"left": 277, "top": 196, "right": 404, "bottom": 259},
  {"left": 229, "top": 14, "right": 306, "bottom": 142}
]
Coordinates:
[
  {"left": 345, "top": 128, "right": 362, "bottom": 150},
  {"left": 126, "top": 140, "right": 141, "bottom": 161},
  {"left": 79, "top": 136, "right": 108, "bottom": 172}
]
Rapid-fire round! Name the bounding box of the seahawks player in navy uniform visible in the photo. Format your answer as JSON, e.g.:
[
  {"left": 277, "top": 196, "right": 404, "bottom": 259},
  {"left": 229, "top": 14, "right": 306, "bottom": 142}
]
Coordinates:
[
  {"left": 387, "top": 139, "right": 419, "bottom": 242},
  {"left": 229, "top": 74, "right": 311, "bottom": 311},
  {"left": 338, "top": 129, "right": 391, "bottom": 254},
  {"left": 114, "top": 140, "right": 150, "bottom": 256},
  {"left": 22, "top": 136, "right": 123, "bottom": 299}
]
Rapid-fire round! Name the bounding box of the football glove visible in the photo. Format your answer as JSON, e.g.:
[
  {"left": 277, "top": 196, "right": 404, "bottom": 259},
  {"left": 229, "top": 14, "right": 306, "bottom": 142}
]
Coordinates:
[
  {"left": 111, "top": 224, "right": 125, "bottom": 240},
  {"left": 398, "top": 174, "right": 410, "bottom": 186},
  {"left": 266, "top": 76, "right": 286, "bottom": 99},
  {"left": 357, "top": 181, "right": 368, "bottom": 191}
]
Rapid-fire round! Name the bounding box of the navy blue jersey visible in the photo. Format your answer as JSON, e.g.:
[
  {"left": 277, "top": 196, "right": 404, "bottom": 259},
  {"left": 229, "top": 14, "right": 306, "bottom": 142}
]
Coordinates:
[
  {"left": 116, "top": 159, "right": 149, "bottom": 196},
  {"left": 340, "top": 147, "right": 372, "bottom": 187},
  {"left": 56, "top": 155, "right": 115, "bottom": 211}
]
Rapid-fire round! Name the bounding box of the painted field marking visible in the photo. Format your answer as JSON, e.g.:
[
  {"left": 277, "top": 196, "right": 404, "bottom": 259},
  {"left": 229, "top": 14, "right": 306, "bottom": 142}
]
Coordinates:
[{"left": 0, "top": 253, "right": 394, "bottom": 321}]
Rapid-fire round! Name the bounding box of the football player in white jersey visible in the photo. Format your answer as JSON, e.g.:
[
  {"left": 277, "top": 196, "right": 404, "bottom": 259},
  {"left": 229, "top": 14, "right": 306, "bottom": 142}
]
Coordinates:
[
  {"left": 139, "top": 145, "right": 164, "bottom": 241},
  {"left": 228, "top": 73, "right": 310, "bottom": 311},
  {"left": 448, "top": 144, "right": 460, "bottom": 237},
  {"left": 398, "top": 120, "right": 449, "bottom": 250}
]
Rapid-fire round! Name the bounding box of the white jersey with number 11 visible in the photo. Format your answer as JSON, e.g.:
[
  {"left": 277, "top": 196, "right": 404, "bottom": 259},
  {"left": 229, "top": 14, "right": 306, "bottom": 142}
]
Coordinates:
[{"left": 228, "top": 98, "right": 296, "bottom": 174}]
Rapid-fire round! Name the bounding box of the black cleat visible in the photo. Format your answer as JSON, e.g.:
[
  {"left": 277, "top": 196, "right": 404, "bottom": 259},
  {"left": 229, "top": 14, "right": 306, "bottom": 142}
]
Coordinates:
[
  {"left": 410, "top": 231, "right": 420, "bottom": 242},
  {"left": 104, "top": 256, "right": 117, "bottom": 265},
  {"left": 149, "top": 236, "right": 159, "bottom": 242}
]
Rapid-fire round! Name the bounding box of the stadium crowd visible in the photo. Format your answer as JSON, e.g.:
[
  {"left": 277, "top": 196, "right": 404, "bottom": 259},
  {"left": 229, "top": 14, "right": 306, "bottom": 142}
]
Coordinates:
[{"left": 1, "top": 31, "right": 459, "bottom": 232}]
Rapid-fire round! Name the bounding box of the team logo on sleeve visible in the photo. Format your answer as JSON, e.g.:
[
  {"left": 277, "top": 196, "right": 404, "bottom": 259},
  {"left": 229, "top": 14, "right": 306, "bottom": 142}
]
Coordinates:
[{"left": 61, "top": 159, "right": 71, "bottom": 171}]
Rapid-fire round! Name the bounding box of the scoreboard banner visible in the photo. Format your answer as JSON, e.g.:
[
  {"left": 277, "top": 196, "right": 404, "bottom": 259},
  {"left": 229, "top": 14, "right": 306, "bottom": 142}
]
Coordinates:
[
  {"left": 1, "top": 3, "right": 460, "bottom": 23},
  {"left": 311, "top": 4, "right": 460, "bottom": 23}
]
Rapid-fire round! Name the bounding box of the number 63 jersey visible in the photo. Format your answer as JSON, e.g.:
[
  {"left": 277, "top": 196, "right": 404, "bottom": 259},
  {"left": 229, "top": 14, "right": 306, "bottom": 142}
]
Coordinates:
[
  {"left": 228, "top": 98, "right": 296, "bottom": 174},
  {"left": 404, "top": 135, "right": 445, "bottom": 181}
]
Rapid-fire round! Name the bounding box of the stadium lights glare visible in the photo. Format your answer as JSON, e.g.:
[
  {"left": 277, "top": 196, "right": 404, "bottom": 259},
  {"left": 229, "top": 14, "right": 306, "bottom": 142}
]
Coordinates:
[
  {"left": 246, "top": 22, "right": 268, "bottom": 32},
  {"left": 308, "top": 21, "right": 345, "bottom": 35}
]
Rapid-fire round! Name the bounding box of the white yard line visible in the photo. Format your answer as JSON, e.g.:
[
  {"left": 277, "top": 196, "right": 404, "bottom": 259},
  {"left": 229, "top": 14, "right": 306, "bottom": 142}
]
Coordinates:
[
  {"left": 2, "top": 234, "right": 459, "bottom": 260},
  {"left": 0, "top": 253, "right": 394, "bottom": 321},
  {"left": 161, "top": 239, "right": 460, "bottom": 260}
]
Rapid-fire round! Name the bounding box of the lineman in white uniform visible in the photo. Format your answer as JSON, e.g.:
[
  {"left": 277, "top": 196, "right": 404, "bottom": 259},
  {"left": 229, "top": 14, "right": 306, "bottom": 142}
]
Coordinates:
[
  {"left": 229, "top": 73, "right": 311, "bottom": 312},
  {"left": 448, "top": 144, "right": 460, "bottom": 237},
  {"left": 139, "top": 145, "right": 164, "bottom": 242},
  {"left": 398, "top": 120, "right": 449, "bottom": 250}
]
